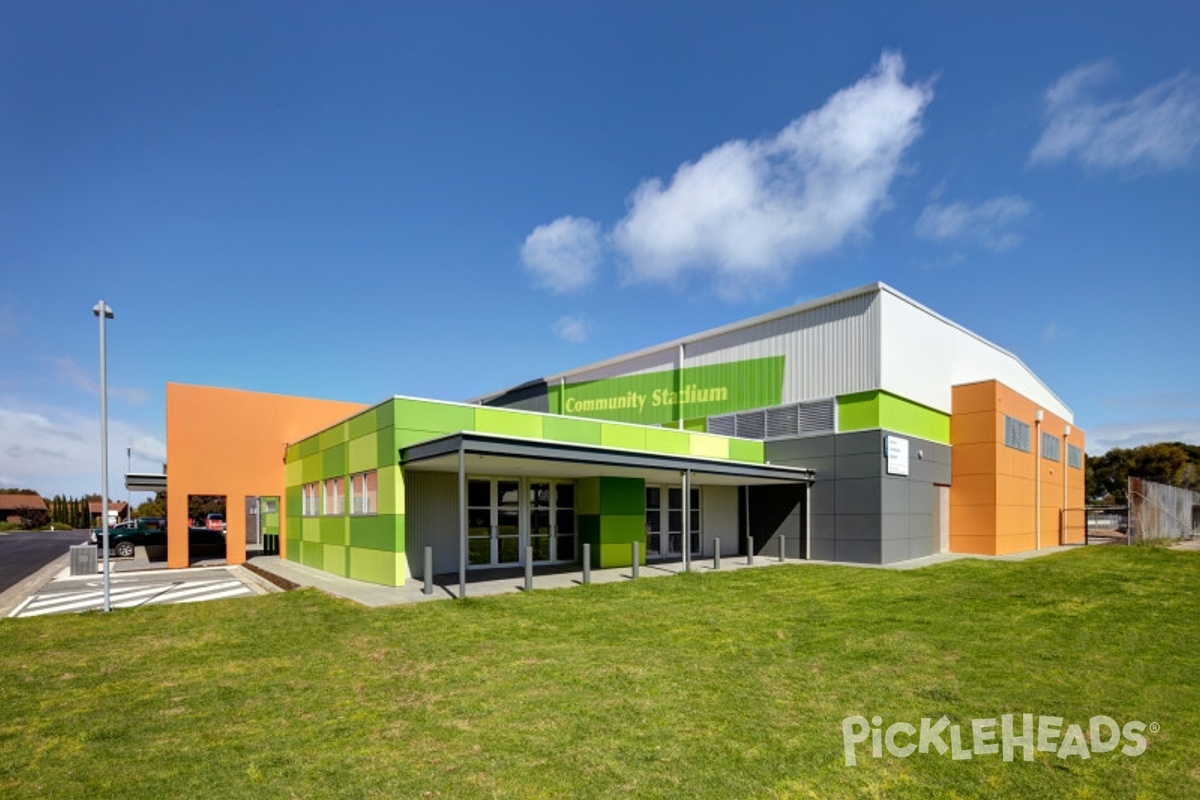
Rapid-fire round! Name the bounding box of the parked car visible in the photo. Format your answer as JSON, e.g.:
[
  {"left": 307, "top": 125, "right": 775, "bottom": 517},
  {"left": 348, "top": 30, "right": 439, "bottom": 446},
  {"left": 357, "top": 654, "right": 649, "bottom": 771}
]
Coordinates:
[
  {"left": 90, "top": 519, "right": 225, "bottom": 558},
  {"left": 205, "top": 513, "right": 226, "bottom": 532}
]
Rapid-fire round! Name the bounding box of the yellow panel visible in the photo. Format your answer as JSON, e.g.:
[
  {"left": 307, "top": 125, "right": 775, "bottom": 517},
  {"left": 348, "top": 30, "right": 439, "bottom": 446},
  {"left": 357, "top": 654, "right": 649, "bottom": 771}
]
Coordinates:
[{"left": 689, "top": 434, "right": 729, "bottom": 459}]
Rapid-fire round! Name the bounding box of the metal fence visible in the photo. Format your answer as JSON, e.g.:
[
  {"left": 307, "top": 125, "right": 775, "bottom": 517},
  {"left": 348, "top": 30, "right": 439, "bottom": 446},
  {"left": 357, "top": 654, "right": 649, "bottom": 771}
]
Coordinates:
[{"left": 1128, "top": 477, "right": 1200, "bottom": 543}]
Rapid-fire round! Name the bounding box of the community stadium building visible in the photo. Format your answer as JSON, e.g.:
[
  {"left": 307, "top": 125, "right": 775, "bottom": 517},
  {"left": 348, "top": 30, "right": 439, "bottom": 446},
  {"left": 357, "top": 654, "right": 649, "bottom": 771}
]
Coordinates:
[{"left": 143, "top": 283, "right": 1086, "bottom": 586}]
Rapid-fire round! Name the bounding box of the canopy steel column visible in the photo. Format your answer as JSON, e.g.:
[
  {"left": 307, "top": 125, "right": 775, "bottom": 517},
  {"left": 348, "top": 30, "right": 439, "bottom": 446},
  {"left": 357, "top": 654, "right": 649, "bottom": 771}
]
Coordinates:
[
  {"left": 681, "top": 469, "right": 691, "bottom": 571},
  {"left": 458, "top": 444, "right": 466, "bottom": 598}
]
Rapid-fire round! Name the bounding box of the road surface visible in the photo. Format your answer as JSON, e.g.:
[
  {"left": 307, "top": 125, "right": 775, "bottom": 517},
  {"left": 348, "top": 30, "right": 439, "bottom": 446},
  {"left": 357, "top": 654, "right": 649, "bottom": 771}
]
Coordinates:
[{"left": 0, "top": 530, "right": 90, "bottom": 593}]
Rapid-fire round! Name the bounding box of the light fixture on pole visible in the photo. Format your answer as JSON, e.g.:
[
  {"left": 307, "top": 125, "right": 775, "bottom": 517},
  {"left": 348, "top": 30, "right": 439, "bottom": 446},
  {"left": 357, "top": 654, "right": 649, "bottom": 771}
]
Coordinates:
[{"left": 94, "top": 300, "right": 114, "bottom": 613}]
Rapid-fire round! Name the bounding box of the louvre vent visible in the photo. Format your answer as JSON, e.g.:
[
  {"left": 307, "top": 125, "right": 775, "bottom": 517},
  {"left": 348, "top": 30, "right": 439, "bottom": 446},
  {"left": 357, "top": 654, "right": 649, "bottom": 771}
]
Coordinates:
[
  {"left": 735, "top": 410, "right": 766, "bottom": 440},
  {"left": 798, "top": 399, "right": 835, "bottom": 435},
  {"left": 707, "top": 415, "right": 735, "bottom": 437},
  {"left": 765, "top": 405, "right": 798, "bottom": 438}
]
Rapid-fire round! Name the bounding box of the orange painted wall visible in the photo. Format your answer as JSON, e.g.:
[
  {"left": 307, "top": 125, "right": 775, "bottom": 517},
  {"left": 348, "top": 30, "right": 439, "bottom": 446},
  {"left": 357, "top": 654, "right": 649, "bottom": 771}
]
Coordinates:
[
  {"left": 165, "top": 384, "right": 366, "bottom": 568},
  {"left": 950, "top": 380, "right": 1085, "bottom": 556}
]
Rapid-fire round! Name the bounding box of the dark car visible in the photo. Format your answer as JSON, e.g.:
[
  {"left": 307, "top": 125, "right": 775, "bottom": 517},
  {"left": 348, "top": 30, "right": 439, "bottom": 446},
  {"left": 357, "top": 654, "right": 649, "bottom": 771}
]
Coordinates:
[{"left": 90, "top": 519, "right": 225, "bottom": 558}]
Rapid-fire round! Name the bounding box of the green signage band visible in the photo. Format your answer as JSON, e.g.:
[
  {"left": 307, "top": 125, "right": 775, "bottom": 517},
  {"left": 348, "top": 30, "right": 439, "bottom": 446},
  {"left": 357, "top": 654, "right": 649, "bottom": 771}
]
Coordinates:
[{"left": 548, "top": 356, "right": 785, "bottom": 425}]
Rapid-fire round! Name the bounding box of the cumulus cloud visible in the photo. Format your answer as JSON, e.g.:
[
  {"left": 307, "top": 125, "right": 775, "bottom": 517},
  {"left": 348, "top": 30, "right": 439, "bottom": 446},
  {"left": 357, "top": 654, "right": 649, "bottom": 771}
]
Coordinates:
[
  {"left": 0, "top": 405, "right": 165, "bottom": 496},
  {"left": 520, "top": 52, "right": 932, "bottom": 299},
  {"left": 520, "top": 216, "right": 603, "bottom": 293},
  {"left": 1031, "top": 60, "right": 1200, "bottom": 172},
  {"left": 914, "top": 195, "right": 1032, "bottom": 251},
  {"left": 551, "top": 314, "right": 591, "bottom": 344}
]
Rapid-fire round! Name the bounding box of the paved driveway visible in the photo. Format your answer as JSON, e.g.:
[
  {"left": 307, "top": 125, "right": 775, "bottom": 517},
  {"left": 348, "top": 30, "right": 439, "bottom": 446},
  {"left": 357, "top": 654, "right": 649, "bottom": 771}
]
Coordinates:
[{"left": 0, "top": 530, "right": 90, "bottom": 593}]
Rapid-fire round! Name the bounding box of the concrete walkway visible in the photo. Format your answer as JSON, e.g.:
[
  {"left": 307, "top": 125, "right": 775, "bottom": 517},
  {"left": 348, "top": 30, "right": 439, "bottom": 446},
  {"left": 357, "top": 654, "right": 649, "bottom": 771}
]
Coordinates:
[{"left": 244, "top": 542, "right": 1093, "bottom": 608}]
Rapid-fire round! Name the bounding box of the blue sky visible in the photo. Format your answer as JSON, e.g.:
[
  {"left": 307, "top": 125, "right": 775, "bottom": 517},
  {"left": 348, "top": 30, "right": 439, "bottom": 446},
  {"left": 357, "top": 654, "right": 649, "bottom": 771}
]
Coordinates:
[{"left": 2, "top": 1, "right": 1198, "bottom": 500}]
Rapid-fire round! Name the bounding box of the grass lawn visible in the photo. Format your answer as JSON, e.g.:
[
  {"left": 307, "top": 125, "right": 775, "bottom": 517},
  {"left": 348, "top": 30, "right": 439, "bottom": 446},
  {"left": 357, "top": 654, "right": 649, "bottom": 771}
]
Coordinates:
[{"left": 2, "top": 546, "right": 1198, "bottom": 799}]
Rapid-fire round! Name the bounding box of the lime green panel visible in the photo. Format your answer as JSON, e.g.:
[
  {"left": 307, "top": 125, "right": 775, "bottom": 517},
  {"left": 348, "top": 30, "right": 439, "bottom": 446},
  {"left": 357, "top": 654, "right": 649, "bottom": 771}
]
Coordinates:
[
  {"left": 644, "top": 428, "right": 691, "bottom": 456},
  {"left": 548, "top": 384, "right": 563, "bottom": 415},
  {"left": 597, "top": 542, "right": 646, "bottom": 569},
  {"left": 284, "top": 459, "right": 302, "bottom": 487},
  {"left": 348, "top": 433, "right": 378, "bottom": 473},
  {"left": 319, "top": 516, "right": 347, "bottom": 545},
  {"left": 300, "top": 541, "right": 323, "bottom": 570},
  {"left": 321, "top": 444, "right": 346, "bottom": 477},
  {"left": 349, "top": 514, "right": 403, "bottom": 551},
  {"left": 542, "top": 416, "right": 602, "bottom": 446},
  {"left": 349, "top": 547, "right": 398, "bottom": 586},
  {"left": 576, "top": 478, "right": 601, "bottom": 516},
  {"left": 318, "top": 423, "right": 349, "bottom": 451},
  {"left": 348, "top": 405, "right": 387, "bottom": 439},
  {"left": 322, "top": 544, "right": 348, "bottom": 577},
  {"left": 727, "top": 438, "right": 765, "bottom": 463},
  {"left": 262, "top": 498, "right": 280, "bottom": 537},
  {"left": 285, "top": 485, "right": 302, "bottom": 517},
  {"left": 837, "top": 391, "right": 882, "bottom": 432},
  {"left": 600, "top": 424, "right": 646, "bottom": 450},
  {"left": 301, "top": 455, "right": 322, "bottom": 483},
  {"left": 599, "top": 477, "right": 644, "bottom": 516},
  {"left": 556, "top": 356, "right": 785, "bottom": 425},
  {"left": 689, "top": 434, "right": 729, "bottom": 459},
  {"left": 682, "top": 418, "right": 707, "bottom": 433},
  {"left": 474, "top": 407, "right": 543, "bottom": 439},
  {"left": 878, "top": 392, "right": 951, "bottom": 444},
  {"left": 301, "top": 516, "right": 321, "bottom": 542},
  {"left": 378, "top": 465, "right": 404, "bottom": 515},
  {"left": 395, "top": 428, "right": 456, "bottom": 449},
  {"left": 285, "top": 444, "right": 301, "bottom": 464},
  {"left": 393, "top": 398, "right": 476, "bottom": 434},
  {"left": 297, "top": 437, "right": 320, "bottom": 458}
]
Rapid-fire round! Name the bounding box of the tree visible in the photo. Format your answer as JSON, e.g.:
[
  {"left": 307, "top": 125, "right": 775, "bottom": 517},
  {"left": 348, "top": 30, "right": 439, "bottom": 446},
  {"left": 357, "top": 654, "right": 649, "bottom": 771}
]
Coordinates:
[{"left": 1086, "top": 442, "right": 1200, "bottom": 505}]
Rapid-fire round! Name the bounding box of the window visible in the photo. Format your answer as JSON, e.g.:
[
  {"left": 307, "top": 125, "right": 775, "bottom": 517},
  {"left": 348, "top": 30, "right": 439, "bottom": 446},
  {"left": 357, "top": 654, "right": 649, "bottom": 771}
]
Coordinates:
[
  {"left": 1004, "top": 415, "right": 1031, "bottom": 452},
  {"left": 350, "top": 471, "right": 377, "bottom": 515},
  {"left": 1042, "top": 432, "right": 1061, "bottom": 462},
  {"left": 302, "top": 483, "right": 320, "bottom": 516},
  {"left": 1068, "top": 444, "right": 1084, "bottom": 469},
  {"left": 323, "top": 477, "right": 344, "bottom": 516},
  {"left": 646, "top": 485, "right": 701, "bottom": 557}
]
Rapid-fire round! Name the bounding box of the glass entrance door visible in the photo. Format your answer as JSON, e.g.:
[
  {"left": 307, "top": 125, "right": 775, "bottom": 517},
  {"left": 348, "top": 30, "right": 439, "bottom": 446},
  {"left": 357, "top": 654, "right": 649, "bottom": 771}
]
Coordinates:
[
  {"left": 646, "top": 485, "right": 701, "bottom": 559},
  {"left": 467, "top": 478, "right": 576, "bottom": 568}
]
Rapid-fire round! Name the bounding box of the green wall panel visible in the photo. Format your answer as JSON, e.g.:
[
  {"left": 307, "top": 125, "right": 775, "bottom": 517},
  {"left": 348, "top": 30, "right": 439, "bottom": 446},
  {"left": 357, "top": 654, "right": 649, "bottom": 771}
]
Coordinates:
[
  {"left": 644, "top": 428, "right": 691, "bottom": 456},
  {"left": 348, "top": 405, "right": 387, "bottom": 439},
  {"left": 597, "top": 542, "right": 646, "bottom": 569},
  {"left": 301, "top": 516, "right": 321, "bottom": 542},
  {"left": 542, "top": 416, "right": 603, "bottom": 446},
  {"left": 321, "top": 443, "right": 346, "bottom": 477},
  {"left": 300, "top": 541, "right": 323, "bottom": 571},
  {"left": 348, "top": 433, "right": 378, "bottom": 473},
  {"left": 682, "top": 418, "right": 707, "bottom": 433},
  {"left": 600, "top": 424, "right": 646, "bottom": 451},
  {"left": 474, "top": 407, "right": 543, "bottom": 439},
  {"left": 378, "top": 465, "right": 404, "bottom": 515},
  {"left": 349, "top": 514, "right": 403, "bottom": 552},
  {"left": 317, "top": 423, "right": 348, "bottom": 451},
  {"left": 319, "top": 516, "right": 348, "bottom": 545},
  {"left": 285, "top": 485, "right": 302, "bottom": 517},
  {"left": 349, "top": 546, "right": 398, "bottom": 586},
  {"left": 576, "top": 478, "right": 600, "bottom": 516},
  {"left": 599, "top": 514, "right": 644, "bottom": 544},
  {"left": 285, "top": 445, "right": 301, "bottom": 464},
  {"left": 301, "top": 455, "right": 322, "bottom": 483},
  {"left": 297, "top": 437, "right": 320, "bottom": 458},
  {"left": 837, "top": 391, "right": 950, "bottom": 444},
  {"left": 599, "top": 477, "right": 645, "bottom": 516},
  {"left": 376, "top": 426, "right": 396, "bottom": 468},
  {"left": 727, "top": 438, "right": 765, "bottom": 463},
  {"left": 393, "top": 398, "right": 475, "bottom": 434},
  {"left": 322, "top": 544, "right": 348, "bottom": 577}
]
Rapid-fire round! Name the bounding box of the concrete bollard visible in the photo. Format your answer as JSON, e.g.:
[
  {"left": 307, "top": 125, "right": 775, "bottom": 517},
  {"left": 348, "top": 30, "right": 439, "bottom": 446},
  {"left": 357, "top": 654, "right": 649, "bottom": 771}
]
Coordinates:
[
  {"left": 714, "top": 537, "right": 721, "bottom": 570},
  {"left": 779, "top": 535, "right": 786, "bottom": 562},
  {"left": 747, "top": 535, "right": 755, "bottom": 565},
  {"left": 525, "top": 547, "right": 533, "bottom": 592},
  {"left": 423, "top": 546, "right": 433, "bottom": 596},
  {"left": 582, "top": 543, "right": 591, "bottom": 584},
  {"left": 632, "top": 540, "right": 640, "bottom": 578}
]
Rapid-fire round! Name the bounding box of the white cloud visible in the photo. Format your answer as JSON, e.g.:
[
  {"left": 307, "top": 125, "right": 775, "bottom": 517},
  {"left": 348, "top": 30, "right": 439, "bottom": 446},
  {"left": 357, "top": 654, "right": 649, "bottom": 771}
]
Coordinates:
[
  {"left": 612, "top": 52, "right": 932, "bottom": 296},
  {"left": 914, "top": 195, "right": 1032, "bottom": 251},
  {"left": 520, "top": 216, "right": 603, "bottom": 294},
  {"left": 1086, "top": 418, "right": 1200, "bottom": 454},
  {"left": 0, "top": 405, "right": 165, "bottom": 496},
  {"left": 48, "top": 356, "right": 149, "bottom": 405},
  {"left": 1031, "top": 60, "right": 1200, "bottom": 172},
  {"left": 551, "top": 314, "right": 591, "bottom": 344},
  {"left": 519, "top": 52, "right": 932, "bottom": 299}
]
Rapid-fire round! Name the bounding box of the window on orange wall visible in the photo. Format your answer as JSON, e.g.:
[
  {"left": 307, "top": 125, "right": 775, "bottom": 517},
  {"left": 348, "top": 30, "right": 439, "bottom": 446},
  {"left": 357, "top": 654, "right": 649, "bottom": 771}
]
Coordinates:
[{"left": 323, "top": 477, "right": 344, "bottom": 516}]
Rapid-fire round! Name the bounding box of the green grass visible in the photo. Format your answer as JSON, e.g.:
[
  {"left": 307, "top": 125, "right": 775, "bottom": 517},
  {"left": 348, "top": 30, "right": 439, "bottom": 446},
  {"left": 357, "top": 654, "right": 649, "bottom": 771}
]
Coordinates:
[{"left": 2, "top": 546, "right": 1198, "bottom": 799}]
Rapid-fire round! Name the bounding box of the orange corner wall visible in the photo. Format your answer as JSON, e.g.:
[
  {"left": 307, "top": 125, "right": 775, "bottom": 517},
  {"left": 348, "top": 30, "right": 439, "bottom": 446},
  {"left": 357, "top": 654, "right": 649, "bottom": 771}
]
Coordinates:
[
  {"left": 165, "top": 383, "right": 366, "bottom": 568},
  {"left": 950, "top": 380, "right": 1085, "bottom": 556}
]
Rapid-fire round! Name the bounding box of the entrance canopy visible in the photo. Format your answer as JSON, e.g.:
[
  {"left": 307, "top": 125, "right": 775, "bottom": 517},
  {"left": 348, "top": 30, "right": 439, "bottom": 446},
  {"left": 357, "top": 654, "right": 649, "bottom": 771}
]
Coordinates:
[{"left": 400, "top": 431, "right": 814, "bottom": 486}]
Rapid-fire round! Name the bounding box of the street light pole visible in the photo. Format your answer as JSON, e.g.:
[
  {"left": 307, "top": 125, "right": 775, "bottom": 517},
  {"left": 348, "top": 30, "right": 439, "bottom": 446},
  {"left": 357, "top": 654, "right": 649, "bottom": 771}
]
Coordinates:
[
  {"left": 94, "top": 300, "right": 114, "bottom": 613},
  {"left": 126, "top": 445, "right": 132, "bottom": 522}
]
